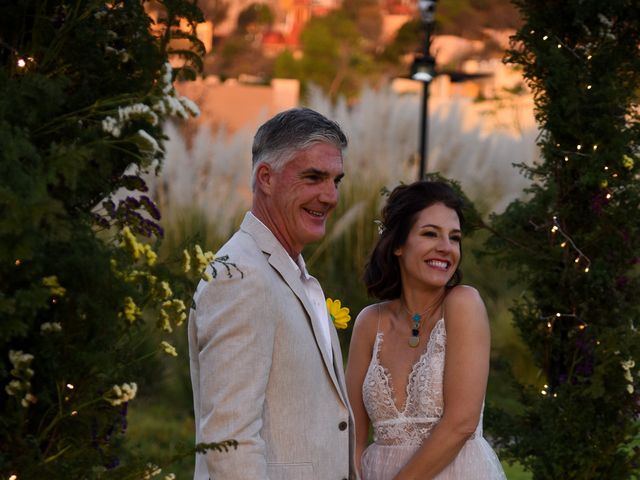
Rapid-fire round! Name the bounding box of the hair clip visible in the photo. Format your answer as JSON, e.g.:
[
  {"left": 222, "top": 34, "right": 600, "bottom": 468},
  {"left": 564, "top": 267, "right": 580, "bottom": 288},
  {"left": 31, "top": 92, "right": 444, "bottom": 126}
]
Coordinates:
[{"left": 374, "top": 220, "right": 385, "bottom": 235}]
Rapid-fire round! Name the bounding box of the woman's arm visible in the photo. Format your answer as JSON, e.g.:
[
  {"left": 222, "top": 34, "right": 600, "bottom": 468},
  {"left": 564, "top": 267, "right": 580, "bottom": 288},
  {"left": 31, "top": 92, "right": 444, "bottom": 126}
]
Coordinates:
[
  {"left": 345, "top": 304, "right": 379, "bottom": 476},
  {"left": 394, "top": 286, "right": 491, "bottom": 480}
]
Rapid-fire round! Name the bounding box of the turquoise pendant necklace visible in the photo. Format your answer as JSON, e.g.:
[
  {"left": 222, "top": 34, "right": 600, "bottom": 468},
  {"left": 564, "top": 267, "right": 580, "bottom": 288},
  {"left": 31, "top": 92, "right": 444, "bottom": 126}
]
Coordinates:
[
  {"left": 401, "top": 299, "right": 440, "bottom": 348},
  {"left": 408, "top": 312, "right": 421, "bottom": 348}
]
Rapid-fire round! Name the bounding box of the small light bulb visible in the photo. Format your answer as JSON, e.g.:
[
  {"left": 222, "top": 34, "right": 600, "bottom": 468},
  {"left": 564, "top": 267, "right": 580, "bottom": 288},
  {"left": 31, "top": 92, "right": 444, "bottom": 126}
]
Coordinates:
[
  {"left": 71, "top": 410, "right": 78, "bottom": 416},
  {"left": 564, "top": 156, "right": 569, "bottom": 162},
  {"left": 15, "top": 259, "right": 21, "bottom": 266},
  {"left": 9, "top": 475, "right": 17, "bottom": 480},
  {"left": 553, "top": 393, "right": 558, "bottom": 398},
  {"left": 66, "top": 383, "right": 74, "bottom": 389},
  {"left": 547, "top": 322, "right": 552, "bottom": 328},
  {"left": 551, "top": 226, "right": 559, "bottom": 233},
  {"left": 579, "top": 324, "right": 586, "bottom": 330},
  {"left": 604, "top": 166, "right": 609, "bottom": 170},
  {"left": 584, "top": 267, "right": 590, "bottom": 273},
  {"left": 606, "top": 193, "right": 612, "bottom": 199},
  {"left": 574, "top": 257, "right": 580, "bottom": 263},
  {"left": 557, "top": 44, "right": 562, "bottom": 48},
  {"left": 556, "top": 313, "right": 561, "bottom": 317},
  {"left": 530, "top": 30, "right": 535, "bottom": 34},
  {"left": 587, "top": 55, "right": 593, "bottom": 60},
  {"left": 17, "top": 58, "right": 26, "bottom": 68},
  {"left": 541, "top": 389, "right": 547, "bottom": 395},
  {"left": 543, "top": 35, "right": 548, "bottom": 40},
  {"left": 560, "top": 241, "right": 567, "bottom": 248},
  {"left": 577, "top": 144, "right": 582, "bottom": 150},
  {"left": 587, "top": 85, "right": 592, "bottom": 90},
  {"left": 593, "top": 145, "right": 598, "bottom": 150}
]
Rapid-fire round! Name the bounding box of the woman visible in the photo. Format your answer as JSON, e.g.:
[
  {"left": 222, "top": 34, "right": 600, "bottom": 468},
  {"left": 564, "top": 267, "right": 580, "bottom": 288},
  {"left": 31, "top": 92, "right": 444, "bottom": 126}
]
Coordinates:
[{"left": 345, "top": 181, "right": 506, "bottom": 479}]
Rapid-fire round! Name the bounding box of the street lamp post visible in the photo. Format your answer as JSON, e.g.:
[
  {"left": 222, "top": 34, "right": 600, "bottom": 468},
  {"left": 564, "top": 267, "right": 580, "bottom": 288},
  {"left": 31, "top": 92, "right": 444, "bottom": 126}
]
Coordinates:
[{"left": 411, "top": 0, "right": 437, "bottom": 180}]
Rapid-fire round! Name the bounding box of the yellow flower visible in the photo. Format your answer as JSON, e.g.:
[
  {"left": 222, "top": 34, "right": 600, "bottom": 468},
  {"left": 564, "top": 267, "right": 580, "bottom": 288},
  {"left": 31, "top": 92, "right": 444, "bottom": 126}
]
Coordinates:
[
  {"left": 159, "top": 281, "right": 173, "bottom": 300},
  {"left": 119, "top": 296, "right": 142, "bottom": 323},
  {"left": 327, "top": 298, "right": 351, "bottom": 330},
  {"left": 622, "top": 154, "right": 634, "bottom": 170},
  {"left": 182, "top": 249, "right": 191, "bottom": 273},
  {"left": 42, "top": 276, "right": 66, "bottom": 297},
  {"left": 160, "top": 341, "right": 178, "bottom": 357}
]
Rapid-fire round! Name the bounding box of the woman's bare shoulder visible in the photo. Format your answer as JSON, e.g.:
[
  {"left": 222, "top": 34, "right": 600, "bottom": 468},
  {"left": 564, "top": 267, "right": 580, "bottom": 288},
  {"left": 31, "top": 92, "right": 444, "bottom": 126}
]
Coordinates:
[
  {"left": 352, "top": 302, "right": 392, "bottom": 338},
  {"left": 443, "top": 285, "right": 488, "bottom": 329}
]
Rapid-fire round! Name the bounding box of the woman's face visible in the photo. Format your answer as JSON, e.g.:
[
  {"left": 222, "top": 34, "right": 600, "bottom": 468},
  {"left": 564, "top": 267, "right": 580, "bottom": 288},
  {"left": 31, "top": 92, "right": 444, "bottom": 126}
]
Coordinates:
[{"left": 394, "top": 202, "right": 461, "bottom": 291}]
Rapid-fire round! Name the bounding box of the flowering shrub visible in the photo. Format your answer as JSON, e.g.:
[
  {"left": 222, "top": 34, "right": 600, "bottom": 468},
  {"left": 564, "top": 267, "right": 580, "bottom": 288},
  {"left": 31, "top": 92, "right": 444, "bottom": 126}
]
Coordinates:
[{"left": 0, "top": 0, "right": 231, "bottom": 478}]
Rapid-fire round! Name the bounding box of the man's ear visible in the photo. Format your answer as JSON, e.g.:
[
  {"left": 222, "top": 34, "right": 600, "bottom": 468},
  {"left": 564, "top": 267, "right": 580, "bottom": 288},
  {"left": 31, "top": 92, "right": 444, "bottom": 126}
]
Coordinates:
[{"left": 255, "top": 163, "right": 274, "bottom": 195}]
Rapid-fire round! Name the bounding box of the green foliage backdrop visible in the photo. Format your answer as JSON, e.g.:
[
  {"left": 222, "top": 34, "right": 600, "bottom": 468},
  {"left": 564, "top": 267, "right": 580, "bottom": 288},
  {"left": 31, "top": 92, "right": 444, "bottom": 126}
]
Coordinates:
[{"left": 486, "top": 1, "right": 640, "bottom": 478}]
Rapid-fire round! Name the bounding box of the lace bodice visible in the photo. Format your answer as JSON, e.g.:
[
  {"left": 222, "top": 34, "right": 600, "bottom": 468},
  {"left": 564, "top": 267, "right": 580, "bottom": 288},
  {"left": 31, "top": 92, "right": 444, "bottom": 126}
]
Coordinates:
[{"left": 362, "top": 318, "right": 447, "bottom": 446}]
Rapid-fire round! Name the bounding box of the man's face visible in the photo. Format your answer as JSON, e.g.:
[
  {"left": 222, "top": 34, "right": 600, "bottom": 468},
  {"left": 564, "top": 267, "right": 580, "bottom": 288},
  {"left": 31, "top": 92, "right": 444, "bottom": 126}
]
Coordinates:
[{"left": 266, "top": 143, "right": 344, "bottom": 256}]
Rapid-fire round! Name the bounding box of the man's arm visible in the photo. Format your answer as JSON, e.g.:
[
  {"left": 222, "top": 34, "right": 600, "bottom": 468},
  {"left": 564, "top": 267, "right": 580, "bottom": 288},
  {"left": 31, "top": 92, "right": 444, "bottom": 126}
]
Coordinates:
[{"left": 191, "top": 261, "right": 276, "bottom": 479}]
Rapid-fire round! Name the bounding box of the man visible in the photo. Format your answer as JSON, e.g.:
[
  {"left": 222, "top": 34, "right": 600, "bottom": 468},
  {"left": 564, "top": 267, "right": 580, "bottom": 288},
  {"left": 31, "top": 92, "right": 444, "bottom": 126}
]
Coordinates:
[{"left": 188, "top": 108, "right": 356, "bottom": 479}]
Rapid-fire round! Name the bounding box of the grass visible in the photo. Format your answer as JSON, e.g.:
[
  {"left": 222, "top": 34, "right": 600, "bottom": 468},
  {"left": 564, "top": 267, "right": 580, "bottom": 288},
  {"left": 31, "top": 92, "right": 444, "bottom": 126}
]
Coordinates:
[
  {"left": 126, "top": 401, "right": 533, "bottom": 479},
  {"left": 125, "top": 400, "right": 196, "bottom": 479}
]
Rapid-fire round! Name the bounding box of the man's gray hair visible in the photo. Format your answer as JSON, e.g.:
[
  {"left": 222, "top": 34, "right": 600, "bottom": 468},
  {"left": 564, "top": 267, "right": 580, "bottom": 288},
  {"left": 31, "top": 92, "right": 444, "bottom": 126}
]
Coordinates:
[{"left": 251, "top": 108, "right": 348, "bottom": 189}]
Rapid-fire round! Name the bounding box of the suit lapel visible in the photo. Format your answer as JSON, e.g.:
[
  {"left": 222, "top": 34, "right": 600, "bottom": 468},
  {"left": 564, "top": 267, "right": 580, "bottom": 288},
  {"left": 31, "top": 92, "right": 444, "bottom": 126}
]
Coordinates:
[
  {"left": 240, "top": 213, "right": 346, "bottom": 405},
  {"left": 267, "top": 252, "right": 344, "bottom": 401}
]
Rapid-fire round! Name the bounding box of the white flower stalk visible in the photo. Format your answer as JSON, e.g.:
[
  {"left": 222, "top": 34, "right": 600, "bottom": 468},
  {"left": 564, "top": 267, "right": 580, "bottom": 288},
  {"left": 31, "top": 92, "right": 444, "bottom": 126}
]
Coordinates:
[
  {"left": 106, "top": 382, "right": 138, "bottom": 406},
  {"left": 136, "top": 129, "right": 162, "bottom": 157},
  {"left": 6, "top": 350, "right": 36, "bottom": 408},
  {"left": 9, "top": 350, "right": 34, "bottom": 370},
  {"left": 119, "top": 103, "right": 158, "bottom": 126},
  {"left": 41, "top": 322, "right": 62, "bottom": 333},
  {"left": 621, "top": 358, "right": 635, "bottom": 394},
  {"left": 102, "top": 116, "right": 121, "bottom": 137}
]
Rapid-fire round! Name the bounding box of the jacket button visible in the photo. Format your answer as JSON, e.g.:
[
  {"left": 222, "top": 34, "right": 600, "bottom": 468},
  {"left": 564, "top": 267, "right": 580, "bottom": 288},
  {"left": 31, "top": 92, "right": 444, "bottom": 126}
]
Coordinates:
[{"left": 339, "top": 421, "right": 347, "bottom": 431}]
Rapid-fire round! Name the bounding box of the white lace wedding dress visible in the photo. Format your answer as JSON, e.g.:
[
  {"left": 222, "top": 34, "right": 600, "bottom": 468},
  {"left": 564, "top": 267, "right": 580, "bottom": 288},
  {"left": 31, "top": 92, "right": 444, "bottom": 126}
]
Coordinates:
[{"left": 361, "top": 318, "right": 506, "bottom": 480}]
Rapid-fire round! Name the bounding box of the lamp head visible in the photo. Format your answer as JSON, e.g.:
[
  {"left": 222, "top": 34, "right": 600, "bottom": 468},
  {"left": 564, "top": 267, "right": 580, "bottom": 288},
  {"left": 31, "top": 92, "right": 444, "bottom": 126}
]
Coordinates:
[
  {"left": 410, "top": 55, "right": 436, "bottom": 83},
  {"left": 417, "top": 0, "right": 437, "bottom": 23}
]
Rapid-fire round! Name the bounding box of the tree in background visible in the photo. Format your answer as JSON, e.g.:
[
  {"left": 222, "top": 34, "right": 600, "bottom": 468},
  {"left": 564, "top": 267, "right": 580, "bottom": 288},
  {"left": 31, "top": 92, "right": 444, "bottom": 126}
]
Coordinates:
[
  {"left": 487, "top": 1, "right": 640, "bottom": 478},
  {"left": 274, "top": 10, "right": 378, "bottom": 100},
  {"left": 0, "top": 1, "right": 234, "bottom": 478}
]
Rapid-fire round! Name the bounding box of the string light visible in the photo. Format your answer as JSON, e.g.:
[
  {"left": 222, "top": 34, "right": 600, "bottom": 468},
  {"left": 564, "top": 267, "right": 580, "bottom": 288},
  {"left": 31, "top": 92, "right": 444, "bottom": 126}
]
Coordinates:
[
  {"left": 576, "top": 144, "right": 582, "bottom": 150},
  {"left": 9, "top": 475, "right": 17, "bottom": 480},
  {"left": 66, "top": 383, "right": 74, "bottom": 389},
  {"left": 543, "top": 35, "right": 549, "bottom": 40},
  {"left": 534, "top": 216, "right": 592, "bottom": 272},
  {"left": 587, "top": 85, "right": 592, "bottom": 90},
  {"left": 557, "top": 44, "right": 562, "bottom": 48},
  {"left": 17, "top": 58, "right": 26, "bottom": 68},
  {"left": 15, "top": 259, "right": 21, "bottom": 266},
  {"left": 592, "top": 145, "right": 598, "bottom": 150},
  {"left": 71, "top": 410, "right": 78, "bottom": 416}
]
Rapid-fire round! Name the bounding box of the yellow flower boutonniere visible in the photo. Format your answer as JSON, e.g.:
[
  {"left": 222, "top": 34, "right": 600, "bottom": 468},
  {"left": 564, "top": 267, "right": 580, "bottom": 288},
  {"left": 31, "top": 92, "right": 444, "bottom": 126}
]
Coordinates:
[{"left": 327, "top": 298, "right": 351, "bottom": 330}]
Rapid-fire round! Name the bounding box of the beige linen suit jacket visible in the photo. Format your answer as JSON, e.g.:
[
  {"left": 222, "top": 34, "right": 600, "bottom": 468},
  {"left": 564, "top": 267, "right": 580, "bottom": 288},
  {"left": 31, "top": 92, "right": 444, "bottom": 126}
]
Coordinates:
[{"left": 189, "top": 212, "right": 356, "bottom": 479}]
